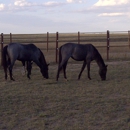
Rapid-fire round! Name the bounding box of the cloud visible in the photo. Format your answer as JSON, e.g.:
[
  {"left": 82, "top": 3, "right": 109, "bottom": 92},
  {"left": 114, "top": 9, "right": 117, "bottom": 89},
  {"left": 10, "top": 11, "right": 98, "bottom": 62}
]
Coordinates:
[
  {"left": 98, "top": 13, "right": 124, "bottom": 16},
  {"left": 94, "top": 0, "right": 129, "bottom": 6},
  {"left": 0, "top": 0, "right": 66, "bottom": 12},
  {"left": 43, "top": 1, "right": 65, "bottom": 7},
  {"left": 67, "top": 0, "right": 83, "bottom": 3},
  {"left": 13, "top": 0, "right": 66, "bottom": 8},
  {"left": 14, "top": 0, "right": 32, "bottom": 7},
  {"left": 89, "top": 0, "right": 130, "bottom": 18},
  {"left": 0, "top": 4, "right": 5, "bottom": 10}
]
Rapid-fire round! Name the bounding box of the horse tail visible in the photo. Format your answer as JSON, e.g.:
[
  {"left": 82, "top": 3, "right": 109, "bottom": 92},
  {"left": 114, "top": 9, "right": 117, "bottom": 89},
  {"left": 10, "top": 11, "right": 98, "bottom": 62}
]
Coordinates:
[
  {"left": 56, "top": 45, "right": 63, "bottom": 81},
  {"left": 2, "top": 45, "right": 8, "bottom": 73},
  {"left": 58, "top": 46, "right": 62, "bottom": 64}
]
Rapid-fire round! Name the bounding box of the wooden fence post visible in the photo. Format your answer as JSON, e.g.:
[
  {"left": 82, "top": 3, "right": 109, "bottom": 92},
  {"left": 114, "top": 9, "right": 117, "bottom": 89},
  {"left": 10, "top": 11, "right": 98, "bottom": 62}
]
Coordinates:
[
  {"left": 128, "top": 30, "right": 130, "bottom": 49},
  {"left": 78, "top": 31, "right": 80, "bottom": 44},
  {"left": 10, "top": 33, "right": 12, "bottom": 43},
  {"left": 56, "top": 32, "right": 59, "bottom": 63},
  {"left": 107, "top": 30, "right": 110, "bottom": 60},
  {"left": 47, "top": 32, "right": 49, "bottom": 52},
  {"left": 1, "top": 33, "right": 4, "bottom": 66}
]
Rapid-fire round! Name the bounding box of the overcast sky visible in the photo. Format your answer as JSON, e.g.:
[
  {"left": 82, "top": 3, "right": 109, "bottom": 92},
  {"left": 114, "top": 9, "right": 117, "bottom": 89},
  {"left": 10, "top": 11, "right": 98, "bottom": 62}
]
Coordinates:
[{"left": 0, "top": 0, "right": 130, "bottom": 34}]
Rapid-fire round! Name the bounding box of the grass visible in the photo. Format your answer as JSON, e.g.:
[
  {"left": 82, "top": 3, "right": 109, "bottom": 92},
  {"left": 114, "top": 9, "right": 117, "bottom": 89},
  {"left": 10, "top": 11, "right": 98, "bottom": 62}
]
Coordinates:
[
  {"left": 0, "top": 32, "right": 130, "bottom": 129},
  {"left": 0, "top": 60, "right": 130, "bottom": 130}
]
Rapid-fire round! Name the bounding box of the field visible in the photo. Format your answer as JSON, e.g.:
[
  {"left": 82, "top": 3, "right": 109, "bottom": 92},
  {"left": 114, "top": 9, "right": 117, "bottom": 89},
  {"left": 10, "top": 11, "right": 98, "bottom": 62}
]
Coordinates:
[
  {"left": 0, "top": 60, "right": 130, "bottom": 130},
  {"left": 0, "top": 32, "right": 130, "bottom": 129}
]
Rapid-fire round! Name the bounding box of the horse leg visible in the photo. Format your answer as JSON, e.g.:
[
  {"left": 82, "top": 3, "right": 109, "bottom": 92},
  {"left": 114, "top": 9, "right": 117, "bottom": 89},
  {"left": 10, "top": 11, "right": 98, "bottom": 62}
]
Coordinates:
[
  {"left": 21, "top": 61, "right": 25, "bottom": 75},
  {"left": 4, "top": 58, "right": 10, "bottom": 80},
  {"left": 63, "top": 61, "right": 68, "bottom": 80},
  {"left": 21, "top": 61, "right": 26, "bottom": 75},
  {"left": 4, "top": 58, "right": 11, "bottom": 80},
  {"left": 78, "top": 61, "right": 86, "bottom": 80},
  {"left": 8, "top": 63, "right": 15, "bottom": 81},
  {"left": 56, "top": 63, "right": 63, "bottom": 81},
  {"left": 87, "top": 61, "right": 91, "bottom": 80},
  {"left": 56, "top": 58, "right": 69, "bottom": 81},
  {"left": 26, "top": 61, "right": 30, "bottom": 79},
  {"left": 4, "top": 67, "right": 8, "bottom": 80},
  {"left": 26, "top": 61, "right": 32, "bottom": 79}
]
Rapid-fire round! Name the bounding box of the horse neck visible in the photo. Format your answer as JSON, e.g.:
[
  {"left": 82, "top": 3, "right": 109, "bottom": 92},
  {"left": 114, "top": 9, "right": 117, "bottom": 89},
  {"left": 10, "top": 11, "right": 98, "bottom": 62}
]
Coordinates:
[
  {"left": 40, "top": 53, "right": 47, "bottom": 66},
  {"left": 95, "top": 54, "right": 105, "bottom": 69}
]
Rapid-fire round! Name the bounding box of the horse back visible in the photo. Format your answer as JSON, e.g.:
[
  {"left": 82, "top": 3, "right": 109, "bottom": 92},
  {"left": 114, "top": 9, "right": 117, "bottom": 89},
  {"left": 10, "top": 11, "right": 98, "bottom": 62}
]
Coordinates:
[
  {"left": 60, "top": 43, "right": 99, "bottom": 61},
  {"left": 7, "top": 43, "right": 40, "bottom": 61}
]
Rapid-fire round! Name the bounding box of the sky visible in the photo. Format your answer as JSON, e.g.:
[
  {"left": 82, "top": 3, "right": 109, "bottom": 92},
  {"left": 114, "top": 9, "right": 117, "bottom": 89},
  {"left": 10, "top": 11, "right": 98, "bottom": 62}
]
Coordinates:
[{"left": 0, "top": 0, "right": 130, "bottom": 34}]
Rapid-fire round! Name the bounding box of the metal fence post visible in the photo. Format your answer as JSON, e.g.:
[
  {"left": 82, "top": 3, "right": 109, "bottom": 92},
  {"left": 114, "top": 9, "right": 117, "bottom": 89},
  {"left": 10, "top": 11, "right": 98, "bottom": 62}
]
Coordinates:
[
  {"left": 1, "top": 33, "right": 4, "bottom": 66},
  {"left": 78, "top": 31, "right": 80, "bottom": 44},
  {"left": 10, "top": 33, "right": 12, "bottom": 43},
  {"left": 47, "top": 32, "right": 49, "bottom": 52},
  {"left": 107, "top": 30, "right": 110, "bottom": 60},
  {"left": 128, "top": 30, "right": 130, "bottom": 49},
  {"left": 56, "top": 32, "right": 59, "bottom": 63}
]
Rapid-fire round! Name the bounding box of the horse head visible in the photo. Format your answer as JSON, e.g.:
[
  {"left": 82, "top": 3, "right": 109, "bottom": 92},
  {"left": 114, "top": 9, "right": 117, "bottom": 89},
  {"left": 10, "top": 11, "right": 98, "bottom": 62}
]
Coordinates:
[
  {"left": 99, "top": 65, "right": 107, "bottom": 80},
  {"left": 41, "top": 63, "right": 49, "bottom": 79}
]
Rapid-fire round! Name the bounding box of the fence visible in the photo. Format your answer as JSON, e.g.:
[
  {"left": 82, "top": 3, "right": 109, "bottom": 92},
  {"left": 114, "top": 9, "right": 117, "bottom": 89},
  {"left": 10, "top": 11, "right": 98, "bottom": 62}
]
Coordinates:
[{"left": 0, "top": 30, "right": 130, "bottom": 65}]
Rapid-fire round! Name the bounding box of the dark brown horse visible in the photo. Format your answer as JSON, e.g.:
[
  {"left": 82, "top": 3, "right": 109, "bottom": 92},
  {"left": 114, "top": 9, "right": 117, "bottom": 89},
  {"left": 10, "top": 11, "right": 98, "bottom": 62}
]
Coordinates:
[
  {"left": 2, "top": 43, "right": 49, "bottom": 81},
  {"left": 56, "top": 43, "right": 107, "bottom": 81}
]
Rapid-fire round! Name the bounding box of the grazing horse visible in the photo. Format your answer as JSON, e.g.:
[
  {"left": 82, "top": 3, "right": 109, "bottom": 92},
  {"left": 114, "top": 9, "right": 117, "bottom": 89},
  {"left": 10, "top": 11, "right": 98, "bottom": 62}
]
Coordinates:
[
  {"left": 2, "top": 43, "right": 49, "bottom": 81},
  {"left": 56, "top": 43, "right": 107, "bottom": 81}
]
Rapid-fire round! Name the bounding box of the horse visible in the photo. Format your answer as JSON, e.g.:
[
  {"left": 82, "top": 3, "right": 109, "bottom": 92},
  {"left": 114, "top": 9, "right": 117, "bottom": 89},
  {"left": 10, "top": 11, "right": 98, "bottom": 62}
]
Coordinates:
[
  {"left": 2, "top": 43, "right": 49, "bottom": 81},
  {"left": 56, "top": 43, "right": 107, "bottom": 81},
  {"left": 2, "top": 45, "right": 33, "bottom": 79}
]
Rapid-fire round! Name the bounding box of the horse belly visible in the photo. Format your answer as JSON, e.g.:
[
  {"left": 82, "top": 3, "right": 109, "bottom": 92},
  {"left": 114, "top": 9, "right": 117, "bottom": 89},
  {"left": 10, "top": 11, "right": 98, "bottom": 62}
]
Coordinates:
[
  {"left": 18, "top": 52, "right": 32, "bottom": 61},
  {"left": 71, "top": 53, "right": 86, "bottom": 61},
  {"left": 71, "top": 46, "right": 87, "bottom": 61}
]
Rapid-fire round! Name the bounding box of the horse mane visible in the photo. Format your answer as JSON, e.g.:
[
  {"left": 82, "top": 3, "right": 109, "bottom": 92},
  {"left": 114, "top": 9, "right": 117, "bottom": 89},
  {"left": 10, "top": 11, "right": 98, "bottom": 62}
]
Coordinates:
[
  {"left": 38, "top": 48, "right": 47, "bottom": 67},
  {"left": 92, "top": 45, "right": 106, "bottom": 67}
]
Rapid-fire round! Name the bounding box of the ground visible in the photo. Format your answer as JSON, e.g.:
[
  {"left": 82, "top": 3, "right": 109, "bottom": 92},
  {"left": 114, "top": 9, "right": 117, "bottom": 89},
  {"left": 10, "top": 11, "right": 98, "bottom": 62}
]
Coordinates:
[{"left": 0, "top": 61, "right": 130, "bottom": 130}]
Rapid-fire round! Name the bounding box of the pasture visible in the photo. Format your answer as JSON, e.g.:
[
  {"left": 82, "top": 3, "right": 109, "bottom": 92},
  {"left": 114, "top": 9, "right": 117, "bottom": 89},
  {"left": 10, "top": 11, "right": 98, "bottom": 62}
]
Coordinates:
[
  {"left": 0, "top": 32, "right": 130, "bottom": 129},
  {"left": 0, "top": 60, "right": 130, "bottom": 130}
]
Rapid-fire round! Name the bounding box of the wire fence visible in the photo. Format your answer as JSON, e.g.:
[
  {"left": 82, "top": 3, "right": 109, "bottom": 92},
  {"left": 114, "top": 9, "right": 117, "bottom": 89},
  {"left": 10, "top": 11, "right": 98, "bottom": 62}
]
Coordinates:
[{"left": 0, "top": 30, "right": 130, "bottom": 65}]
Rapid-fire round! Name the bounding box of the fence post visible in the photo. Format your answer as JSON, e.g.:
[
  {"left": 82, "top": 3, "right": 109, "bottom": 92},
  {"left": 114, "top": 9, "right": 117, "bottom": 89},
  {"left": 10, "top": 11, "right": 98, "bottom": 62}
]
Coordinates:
[
  {"left": 56, "top": 32, "right": 59, "bottom": 63},
  {"left": 10, "top": 33, "right": 12, "bottom": 43},
  {"left": 128, "top": 31, "right": 130, "bottom": 49},
  {"left": 107, "top": 30, "right": 110, "bottom": 60},
  {"left": 47, "top": 32, "right": 49, "bottom": 52},
  {"left": 1, "top": 33, "right": 4, "bottom": 66},
  {"left": 78, "top": 31, "right": 80, "bottom": 44}
]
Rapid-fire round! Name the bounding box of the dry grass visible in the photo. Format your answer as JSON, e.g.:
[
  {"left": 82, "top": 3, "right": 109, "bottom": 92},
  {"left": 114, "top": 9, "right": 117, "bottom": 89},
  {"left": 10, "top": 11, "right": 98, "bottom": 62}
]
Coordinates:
[
  {"left": 0, "top": 32, "right": 130, "bottom": 129},
  {"left": 0, "top": 60, "right": 130, "bottom": 130}
]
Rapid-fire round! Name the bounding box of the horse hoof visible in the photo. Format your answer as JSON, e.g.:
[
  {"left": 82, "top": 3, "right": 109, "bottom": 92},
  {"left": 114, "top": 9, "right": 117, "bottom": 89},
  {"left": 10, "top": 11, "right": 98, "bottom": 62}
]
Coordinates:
[
  {"left": 65, "top": 78, "right": 68, "bottom": 81},
  {"left": 27, "top": 77, "right": 30, "bottom": 79}
]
